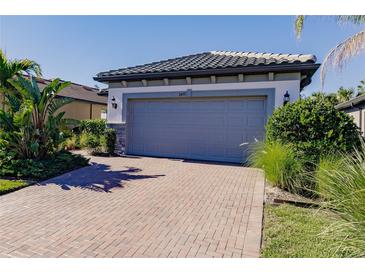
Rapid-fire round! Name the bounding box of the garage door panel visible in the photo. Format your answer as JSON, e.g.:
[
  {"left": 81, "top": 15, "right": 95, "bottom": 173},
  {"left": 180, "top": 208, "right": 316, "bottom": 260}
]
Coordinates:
[
  {"left": 226, "top": 147, "right": 245, "bottom": 158},
  {"left": 247, "top": 99, "right": 266, "bottom": 111},
  {"left": 246, "top": 130, "right": 265, "bottom": 143},
  {"left": 227, "top": 100, "right": 246, "bottom": 110},
  {"left": 190, "top": 101, "right": 225, "bottom": 112},
  {"left": 227, "top": 115, "right": 247, "bottom": 127},
  {"left": 205, "top": 145, "right": 226, "bottom": 157},
  {"left": 247, "top": 116, "right": 266, "bottom": 127},
  {"left": 127, "top": 97, "right": 266, "bottom": 163}
]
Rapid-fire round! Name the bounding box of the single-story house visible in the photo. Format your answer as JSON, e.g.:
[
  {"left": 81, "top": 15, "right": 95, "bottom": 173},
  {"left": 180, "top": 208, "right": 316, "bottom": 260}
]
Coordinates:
[
  {"left": 336, "top": 95, "right": 365, "bottom": 136},
  {"left": 36, "top": 78, "right": 108, "bottom": 120},
  {"left": 95, "top": 51, "right": 320, "bottom": 163},
  {"left": 1, "top": 77, "right": 107, "bottom": 121}
]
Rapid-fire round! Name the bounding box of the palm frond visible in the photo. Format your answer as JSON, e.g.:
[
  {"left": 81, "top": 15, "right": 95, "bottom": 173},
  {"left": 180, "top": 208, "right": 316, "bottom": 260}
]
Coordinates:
[
  {"left": 40, "top": 79, "right": 70, "bottom": 102},
  {"left": 13, "top": 99, "right": 33, "bottom": 127},
  {"left": 62, "top": 118, "right": 80, "bottom": 128},
  {"left": 320, "top": 30, "right": 365, "bottom": 89},
  {"left": 295, "top": 15, "right": 305, "bottom": 39},
  {"left": 53, "top": 79, "right": 71, "bottom": 96},
  {"left": 7, "top": 76, "right": 38, "bottom": 102},
  {"left": 336, "top": 16, "right": 365, "bottom": 25},
  {"left": 9, "top": 59, "right": 42, "bottom": 77},
  {"left": 4, "top": 92, "right": 21, "bottom": 113},
  {"left": 47, "top": 97, "right": 74, "bottom": 116},
  {"left": 0, "top": 109, "right": 15, "bottom": 131}
]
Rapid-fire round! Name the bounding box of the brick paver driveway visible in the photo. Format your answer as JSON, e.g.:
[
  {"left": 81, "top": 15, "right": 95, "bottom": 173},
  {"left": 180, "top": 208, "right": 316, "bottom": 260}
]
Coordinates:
[{"left": 0, "top": 155, "right": 265, "bottom": 258}]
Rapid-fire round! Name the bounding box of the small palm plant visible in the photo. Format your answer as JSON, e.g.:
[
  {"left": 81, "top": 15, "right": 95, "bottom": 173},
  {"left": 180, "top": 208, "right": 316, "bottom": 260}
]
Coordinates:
[
  {"left": 0, "top": 76, "right": 73, "bottom": 159},
  {"left": 0, "top": 49, "right": 41, "bottom": 106}
]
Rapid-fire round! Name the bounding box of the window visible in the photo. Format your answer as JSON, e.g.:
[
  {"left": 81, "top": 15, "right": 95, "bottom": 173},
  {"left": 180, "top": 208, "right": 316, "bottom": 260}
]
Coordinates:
[{"left": 101, "top": 109, "right": 107, "bottom": 120}]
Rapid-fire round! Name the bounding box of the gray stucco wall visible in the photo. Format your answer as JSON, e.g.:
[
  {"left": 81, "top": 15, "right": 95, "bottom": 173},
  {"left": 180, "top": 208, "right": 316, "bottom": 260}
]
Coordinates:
[{"left": 342, "top": 103, "right": 365, "bottom": 136}]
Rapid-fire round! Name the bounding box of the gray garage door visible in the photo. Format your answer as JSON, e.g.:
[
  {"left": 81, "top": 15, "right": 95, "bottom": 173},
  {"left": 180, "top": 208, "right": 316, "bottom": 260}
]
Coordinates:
[{"left": 127, "top": 97, "right": 266, "bottom": 163}]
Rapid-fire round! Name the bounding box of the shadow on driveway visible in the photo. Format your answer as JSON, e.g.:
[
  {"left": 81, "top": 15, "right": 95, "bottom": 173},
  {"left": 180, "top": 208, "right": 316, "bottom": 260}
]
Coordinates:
[{"left": 37, "top": 163, "right": 165, "bottom": 192}]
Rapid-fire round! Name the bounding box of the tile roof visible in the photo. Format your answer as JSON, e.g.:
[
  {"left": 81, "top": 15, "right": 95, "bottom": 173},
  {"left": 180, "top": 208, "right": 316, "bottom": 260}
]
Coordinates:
[
  {"left": 36, "top": 78, "right": 107, "bottom": 105},
  {"left": 96, "top": 50, "right": 317, "bottom": 80}
]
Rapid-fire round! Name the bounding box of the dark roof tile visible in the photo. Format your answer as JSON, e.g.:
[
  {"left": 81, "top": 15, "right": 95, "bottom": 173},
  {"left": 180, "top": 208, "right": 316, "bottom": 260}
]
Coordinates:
[
  {"left": 36, "top": 78, "right": 107, "bottom": 105},
  {"left": 96, "top": 50, "right": 318, "bottom": 81}
]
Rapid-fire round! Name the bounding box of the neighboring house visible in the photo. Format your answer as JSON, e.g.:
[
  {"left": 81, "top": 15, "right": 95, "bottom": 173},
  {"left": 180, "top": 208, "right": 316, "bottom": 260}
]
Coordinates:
[
  {"left": 1, "top": 78, "right": 107, "bottom": 121},
  {"left": 36, "top": 78, "right": 107, "bottom": 120},
  {"left": 336, "top": 95, "right": 365, "bottom": 136},
  {"left": 95, "top": 51, "right": 319, "bottom": 163}
]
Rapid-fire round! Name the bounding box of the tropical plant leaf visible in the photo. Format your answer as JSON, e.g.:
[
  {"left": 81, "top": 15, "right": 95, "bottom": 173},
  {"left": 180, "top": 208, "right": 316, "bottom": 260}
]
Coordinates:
[
  {"left": 0, "top": 49, "right": 42, "bottom": 89},
  {"left": 7, "top": 76, "right": 38, "bottom": 102},
  {"left": 9, "top": 59, "right": 42, "bottom": 77},
  {"left": 320, "top": 30, "right": 365, "bottom": 88},
  {"left": 295, "top": 15, "right": 305, "bottom": 38},
  {"left": 47, "top": 97, "right": 73, "bottom": 116},
  {"left": 4, "top": 92, "right": 21, "bottom": 113},
  {"left": 336, "top": 16, "right": 365, "bottom": 25},
  {"left": 293, "top": 16, "right": 365, "bottom": 89},
  {"left": 0, "top": 109, "right": 15, "bottom": 131}
]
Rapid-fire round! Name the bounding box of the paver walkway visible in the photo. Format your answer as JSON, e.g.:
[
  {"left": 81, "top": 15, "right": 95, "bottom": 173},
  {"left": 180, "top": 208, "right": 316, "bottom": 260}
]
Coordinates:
[{"left": 0, "top": 154, "right": 265, "bottom": 258}]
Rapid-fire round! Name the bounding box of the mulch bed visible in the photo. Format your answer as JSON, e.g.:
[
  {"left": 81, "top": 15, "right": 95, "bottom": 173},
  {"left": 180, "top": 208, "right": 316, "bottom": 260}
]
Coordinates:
[{"left": 265, "top": 183, "right": 321, "bottom": 208}]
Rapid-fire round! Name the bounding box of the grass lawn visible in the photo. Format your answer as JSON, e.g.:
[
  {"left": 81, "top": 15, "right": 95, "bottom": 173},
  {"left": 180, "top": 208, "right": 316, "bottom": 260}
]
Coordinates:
[
  {"left": 0, "top": 179, "right": 29, "bottom": 195},
  {"left": 261, "top": 204, "right": 353, "bottom": 258}
]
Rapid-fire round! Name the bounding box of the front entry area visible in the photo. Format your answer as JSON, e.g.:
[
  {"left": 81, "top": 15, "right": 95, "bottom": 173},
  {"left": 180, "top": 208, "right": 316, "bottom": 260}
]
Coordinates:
[{"left": 126, "top": 96, "right": 267, "bottom": 163}]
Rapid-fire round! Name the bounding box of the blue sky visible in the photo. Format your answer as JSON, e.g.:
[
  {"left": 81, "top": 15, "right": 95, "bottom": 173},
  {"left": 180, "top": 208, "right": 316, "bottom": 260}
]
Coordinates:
[{"left": 0, "top": 16, "right": 364, "bottom": 96}]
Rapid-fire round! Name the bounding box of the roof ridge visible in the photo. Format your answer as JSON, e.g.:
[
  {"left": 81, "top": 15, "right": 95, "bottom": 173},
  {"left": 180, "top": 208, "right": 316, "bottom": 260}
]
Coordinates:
[
  {"left": 31, "top": 76, "right": 99, "bottom": 91},
  {"left": 96, "top": 50, "right": 318, "bottom": 79},
  {"left": 114, "top": 52, "right": 210, "bottom": 72},
  {"left": 209, "top": 50, "right": 315, "bottom": 58}
]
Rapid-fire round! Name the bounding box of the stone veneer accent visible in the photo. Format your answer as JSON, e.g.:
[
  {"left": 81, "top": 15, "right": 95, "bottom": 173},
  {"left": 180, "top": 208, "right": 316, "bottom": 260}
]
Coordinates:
[{"left": 107, "top": 123, "right": 126, "bottom": 155}]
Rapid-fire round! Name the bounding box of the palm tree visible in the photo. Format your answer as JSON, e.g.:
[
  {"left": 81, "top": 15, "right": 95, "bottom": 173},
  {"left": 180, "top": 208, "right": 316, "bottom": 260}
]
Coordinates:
[
  {"left": 310, "top": 91, "right": 339, "bottom": 105},
  {"left": 0, "top": 76, "right": 73, "bottom": 159},
  {"left": 0, "top": 49, "right": 42, "bottom": 107},
  {"left": 295, "top": 16, "right": 365, "bottom": 88},
  {"left": 357, "top": 79, "right": 365, "bottom": 96},
  {"left": 336, "top": 86, "right": 355, "bottom": 103}
]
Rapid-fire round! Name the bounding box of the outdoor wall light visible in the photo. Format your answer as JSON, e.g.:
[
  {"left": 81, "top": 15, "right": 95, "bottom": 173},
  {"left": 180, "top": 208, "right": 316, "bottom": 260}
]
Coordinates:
[
  {"left": 283, "top": 91, "right": 290, "bottom": 105},
  {"left": 111, "top": 96, "right": 118, "bottom": 109}
]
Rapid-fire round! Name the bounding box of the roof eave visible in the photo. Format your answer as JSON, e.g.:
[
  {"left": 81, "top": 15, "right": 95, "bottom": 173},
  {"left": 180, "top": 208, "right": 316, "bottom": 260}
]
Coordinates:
[
  {"left": 94, "top": 63, "right": 321, "bottom": 85},
  {"left": 336, "top": 94, "right": 365, "bottom": 110},
  {"left": 56, "top": 95, "right": 107, "bottom": 105}
]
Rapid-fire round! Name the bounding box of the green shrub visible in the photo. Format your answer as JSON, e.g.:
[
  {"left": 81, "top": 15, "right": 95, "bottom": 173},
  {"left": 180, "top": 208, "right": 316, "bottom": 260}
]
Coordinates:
[
  {"left": 104, "top": 128, "right": 116, "bottom": 155},
  {"left": 266, "top": 97, "right": 361, "bottom": 163},
  {"left": 63, "top": 135, "right": 79, "bottom": 150},
  {"left": 85, "top": 134, "right": 100, "bottom": 148},
  {"left": 99, "top": 135, "right": 107, "bottom": 151},
  {"left": 78, "top": 120, "right": 118, "bottom": 156},
  {"left": 0, "top": 150, "right": 89, "bottom": 180},
  {"left": 83, "top": 134, "right": 104, "bottom": 155},
  {"left": 79, "top": 132, "right": 89, "bottom": 148},
  {"left": 315, "top": 147, "right": 365, "bottom": 257},
  {"left": 80, "top": 119, "right": 106, "bottom": 136},
  {"left": 249, "top": 141, "right": 305, "bottom": 193}
]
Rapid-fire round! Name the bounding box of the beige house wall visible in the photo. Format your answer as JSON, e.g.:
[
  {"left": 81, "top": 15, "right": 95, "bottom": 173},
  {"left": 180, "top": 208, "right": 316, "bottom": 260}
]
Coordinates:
[
  {"left": 58, "top": 101, "right": 107, "bottom": 120},
  {"left": 91, "top": 103, "right": 107, "bottom": 119},
  {"left": 1, "top": 94, "right": 107, "bottom": 121}
]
